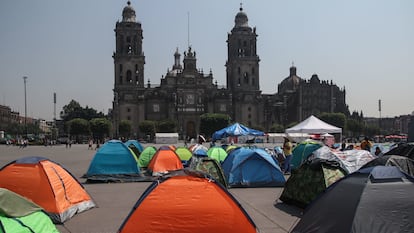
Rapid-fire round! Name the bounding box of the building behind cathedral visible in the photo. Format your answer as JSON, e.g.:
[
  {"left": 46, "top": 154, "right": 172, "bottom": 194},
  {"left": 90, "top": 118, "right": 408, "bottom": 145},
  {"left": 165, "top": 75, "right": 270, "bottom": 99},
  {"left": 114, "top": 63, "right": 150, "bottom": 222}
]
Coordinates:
[{"left": 112, "top": 2, "right": 349, "bottom": 139}]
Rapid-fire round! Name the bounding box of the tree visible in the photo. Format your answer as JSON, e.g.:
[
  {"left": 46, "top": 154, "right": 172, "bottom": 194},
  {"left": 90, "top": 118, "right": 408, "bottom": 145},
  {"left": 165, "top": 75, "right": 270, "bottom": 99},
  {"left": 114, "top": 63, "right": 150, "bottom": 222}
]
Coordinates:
[
  {"left": 157, "top": 119, "right": 177, "bottom": 133},
  {"left": 66, "top": 118, "right": 90, "bottom": 143},
  {"left": 365, "top": 124, "right": 380, "bottom": 137},
  {"left": 286, "top": 121, "right": 298, "bottom": 129},
  {"left": 6, "top": 123, "right": 24, "bottom": 136},
  {"left": 199, "top": 113, "right": 231, "bottom": 139},
  {"left": 252, "top": 125, "right": 265, "bottom": 132},
  {"left": 60, "top": 100, "right": 83, "bottom": 122},
  {"left": 346, "top": 118, "right": 364, "bottom": 137},
  {"left": 119, "top": 120, "right": 132, "bottom": 138},
  {"left": 318, "top": 112, "right": 346, "bottom": 129},
  {"left": 270, "top": 124, "right": 284, "bottom": 133},
  {"left": 139, "top": 120, "right": 156, "bottom": 141},
  {"left": 60, "top": 100, "right": 104, "bottom": 122},
  {"left": 6, "top": 122, "right": 41, "bottom": 138},
  {"left": 90, "top": 118, "right": 112, "bottom": 140}
]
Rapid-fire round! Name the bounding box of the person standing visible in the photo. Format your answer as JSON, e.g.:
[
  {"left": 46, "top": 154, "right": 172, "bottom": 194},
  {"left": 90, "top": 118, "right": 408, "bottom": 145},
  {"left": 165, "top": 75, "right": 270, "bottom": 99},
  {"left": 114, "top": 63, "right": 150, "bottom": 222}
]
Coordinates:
[
  {"left": 88, "top": 139, "right": 93, "bottom": 150},
  {"left": 283, "top": 137, "right": 293, "bottom": 175}
]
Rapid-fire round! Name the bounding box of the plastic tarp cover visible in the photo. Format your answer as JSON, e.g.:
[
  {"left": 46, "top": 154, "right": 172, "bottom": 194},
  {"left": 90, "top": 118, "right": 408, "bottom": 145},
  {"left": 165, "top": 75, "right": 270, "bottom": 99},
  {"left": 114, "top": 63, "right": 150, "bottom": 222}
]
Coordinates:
[{"left": 310, "top": 146, "right": 375, "bottom": 173}]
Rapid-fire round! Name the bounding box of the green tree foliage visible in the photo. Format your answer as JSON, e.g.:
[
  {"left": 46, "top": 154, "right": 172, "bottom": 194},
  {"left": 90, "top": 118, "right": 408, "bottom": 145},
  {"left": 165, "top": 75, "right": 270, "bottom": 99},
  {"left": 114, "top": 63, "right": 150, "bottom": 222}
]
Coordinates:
[
  {"left": 252, "top": 125, "right": 265, "bottom": 132},
  {"left": 286, "top": 121, "right": 298, "bottom": 129},
  {"left": 318, "top": 112, "right": 346, "bottom": 129},
  {"left": 60, "top": 100, "right": 104, "bottom": 122},
  {"left": 157, "top": 119, "right": 177, "bottom": 133},
  {"left": 199, "top": 113, "right": 231, "bottom": 138},
  {"left": 90, "top": 118, "right": 112, "bottom": 140},
  {"left": 365, "top": 124, "right": 380, "bottom": 137},
  {"left": 270, "top": 124, "right": 284, "bottom": 133},
  {"left": 66, "top": 118, "right": 90, "bottom": 142},
  {"left": 6, "top": 123, "right": 23, "bottom": 135},
  {"left": 346, "top": 118, "right": 364, "bottom": 137},
  {"left": 6, "top": 122, "right": 41, "bottom": 136},
  {"left": 119, "top": 120, "right": 132, "bottom": 138},
  {"left": 139, "top": 120, "right": 156, "bottom": 138}
]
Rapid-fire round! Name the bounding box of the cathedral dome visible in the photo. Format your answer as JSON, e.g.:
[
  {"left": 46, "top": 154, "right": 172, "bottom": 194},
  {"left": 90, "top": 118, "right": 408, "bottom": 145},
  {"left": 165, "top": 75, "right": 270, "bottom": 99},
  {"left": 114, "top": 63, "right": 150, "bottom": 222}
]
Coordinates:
[
  {"left": 279, "top": 65, "right": 303, "bottom": 93},
  {"left": 310, "top": 74, "right": 320, "bottom": 84},
  {"left": 234, "top": 6, "right": 249, "bottom": 28},
  {"left": 122, "top": 1, "right": 136, "bottom": 22}
]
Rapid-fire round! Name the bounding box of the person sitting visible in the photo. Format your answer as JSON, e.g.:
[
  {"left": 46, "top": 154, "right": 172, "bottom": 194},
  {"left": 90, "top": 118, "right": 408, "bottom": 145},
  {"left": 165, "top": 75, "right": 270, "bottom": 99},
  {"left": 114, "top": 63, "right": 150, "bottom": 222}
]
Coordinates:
[
  {"left": 360, "top": 137, "right": 373, "bottom": 151},
  {"left": 374, "top": 146, "right": 383, "bottom": 156}
]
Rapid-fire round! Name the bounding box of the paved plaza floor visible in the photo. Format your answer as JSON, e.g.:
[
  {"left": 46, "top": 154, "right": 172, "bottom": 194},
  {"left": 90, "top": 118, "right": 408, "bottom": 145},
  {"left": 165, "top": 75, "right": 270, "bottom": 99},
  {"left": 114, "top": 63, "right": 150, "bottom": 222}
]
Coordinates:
[{"left": 0, "top": 144, "right": 302, "bottom": 233}]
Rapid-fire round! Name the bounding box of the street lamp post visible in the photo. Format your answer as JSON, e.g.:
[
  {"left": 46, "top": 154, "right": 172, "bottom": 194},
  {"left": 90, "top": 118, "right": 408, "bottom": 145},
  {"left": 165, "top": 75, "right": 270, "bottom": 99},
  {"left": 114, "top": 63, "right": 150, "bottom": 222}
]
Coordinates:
[
  {"left": 23, "top": 76, "right": 28, "bottom": 139},
  {"left": 114, "top": 91, "right": 119, "bottom": 139}
]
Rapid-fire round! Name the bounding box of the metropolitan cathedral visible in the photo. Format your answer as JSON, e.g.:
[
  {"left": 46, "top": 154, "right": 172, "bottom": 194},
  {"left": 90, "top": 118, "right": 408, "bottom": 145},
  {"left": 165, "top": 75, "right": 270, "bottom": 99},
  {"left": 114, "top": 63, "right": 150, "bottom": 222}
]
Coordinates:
[{"left": 112, "top": 2, "right": 348, "bottom": 139}]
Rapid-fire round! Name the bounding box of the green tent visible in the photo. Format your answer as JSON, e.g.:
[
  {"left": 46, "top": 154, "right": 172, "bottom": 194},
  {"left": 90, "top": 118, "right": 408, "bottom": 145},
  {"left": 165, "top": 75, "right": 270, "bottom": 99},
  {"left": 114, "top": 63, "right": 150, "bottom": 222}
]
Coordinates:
[
  {"left": 279, "top": 159, "right": 346, "bottom": 208},
  {"left": 290, "top": 140, "right": 322, "bottom": 170},
  {"left": 138, "top": 146, "right": 157, "bottom": 168},
  {"left": 188, "top": 156, "right": 228, "bottom": 188},
  {"left": 175, "top": 147, "right": 193, "bottom": 162},
  {"left": 207, "top": 146, "right": 228, "bottom": 163},
  {"left": 0, "top": 188, "right": 59, "bottom": 233}
]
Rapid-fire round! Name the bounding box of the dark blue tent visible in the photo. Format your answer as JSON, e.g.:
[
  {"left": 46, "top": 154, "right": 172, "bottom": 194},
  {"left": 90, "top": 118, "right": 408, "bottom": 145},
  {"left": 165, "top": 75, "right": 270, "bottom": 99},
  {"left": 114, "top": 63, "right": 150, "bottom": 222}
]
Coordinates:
[
  {"left": 84, "top": 140, "right": 143, "bottom": 182},
  {"left": 222, "top": 147, "right": 285, "bottom": 187},
  {"left": 212, "top": 123, "right": 265, "bottom": 141}
]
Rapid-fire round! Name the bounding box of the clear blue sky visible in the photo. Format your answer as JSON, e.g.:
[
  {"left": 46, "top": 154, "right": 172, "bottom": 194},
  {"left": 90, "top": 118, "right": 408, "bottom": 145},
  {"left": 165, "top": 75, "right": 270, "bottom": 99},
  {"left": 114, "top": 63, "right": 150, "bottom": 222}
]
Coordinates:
[{"left": 1, "top": 0, "right": 413, "bottom": 121}]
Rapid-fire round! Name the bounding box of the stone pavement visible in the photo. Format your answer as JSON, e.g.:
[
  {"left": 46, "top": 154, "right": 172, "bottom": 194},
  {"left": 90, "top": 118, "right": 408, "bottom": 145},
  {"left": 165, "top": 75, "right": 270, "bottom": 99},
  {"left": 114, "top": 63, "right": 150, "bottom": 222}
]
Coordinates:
[{"left": 0, "top": 144, "right": 302, "bottom": 233}]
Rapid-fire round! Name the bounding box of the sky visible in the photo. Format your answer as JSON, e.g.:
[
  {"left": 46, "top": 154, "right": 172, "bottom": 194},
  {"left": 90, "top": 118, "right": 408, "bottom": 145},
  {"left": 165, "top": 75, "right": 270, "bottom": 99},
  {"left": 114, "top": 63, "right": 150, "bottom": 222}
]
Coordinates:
[{"left": 1, "top": 0, "right": 413, "bottom": 121}]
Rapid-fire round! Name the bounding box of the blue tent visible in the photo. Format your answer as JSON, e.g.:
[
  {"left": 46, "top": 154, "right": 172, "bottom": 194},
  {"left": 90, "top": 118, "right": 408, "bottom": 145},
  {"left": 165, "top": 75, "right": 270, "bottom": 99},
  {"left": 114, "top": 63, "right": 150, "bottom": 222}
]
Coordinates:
[
  {"left": 212, "top": 123, "right": 265, "bottom": 141},
  {"left": 84, "top": 140, "right": 142, "bottom": 182},
  {"left": 222, "top": 147, "right": 285, "bottom": 187},
  {"left": 124, "top": 139, "right": 144, "bottom": 154}
]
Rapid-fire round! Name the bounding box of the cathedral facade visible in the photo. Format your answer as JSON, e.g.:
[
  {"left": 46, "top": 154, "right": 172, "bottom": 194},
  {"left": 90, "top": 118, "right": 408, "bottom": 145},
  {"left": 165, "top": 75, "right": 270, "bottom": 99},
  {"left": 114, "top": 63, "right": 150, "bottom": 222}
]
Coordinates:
[{"left": 112, "top": 2, "right": 348, "bottom": 139}]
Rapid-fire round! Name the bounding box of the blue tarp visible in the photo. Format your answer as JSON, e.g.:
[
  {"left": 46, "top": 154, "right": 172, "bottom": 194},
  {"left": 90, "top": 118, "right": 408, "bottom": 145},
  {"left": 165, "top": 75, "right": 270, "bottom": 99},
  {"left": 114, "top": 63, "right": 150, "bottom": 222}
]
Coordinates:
[
  {"left": 85, "top": 140, "right": 140, "bottom": 176},
  {"left": 212, "top": 123, "right": 265, "bottom": 141},
  {"left": 222, "top": 147, "right": 285, "bottom": 187}
]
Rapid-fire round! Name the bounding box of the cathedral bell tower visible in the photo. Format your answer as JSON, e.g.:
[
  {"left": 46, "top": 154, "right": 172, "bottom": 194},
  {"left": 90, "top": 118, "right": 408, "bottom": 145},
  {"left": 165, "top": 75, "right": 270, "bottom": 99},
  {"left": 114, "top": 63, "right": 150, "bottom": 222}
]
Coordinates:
[
  {"left": 225, "top": 5, "right": 262, "bottom": 127},
  {"left": 226, "top": 4, "right": 260, "bottom": 92},
  {"left": 112, "top": 1, "right": 145, "bottom": 137},
  {"left": 113, "top": 1, "right": 145, "bottom": 88}
]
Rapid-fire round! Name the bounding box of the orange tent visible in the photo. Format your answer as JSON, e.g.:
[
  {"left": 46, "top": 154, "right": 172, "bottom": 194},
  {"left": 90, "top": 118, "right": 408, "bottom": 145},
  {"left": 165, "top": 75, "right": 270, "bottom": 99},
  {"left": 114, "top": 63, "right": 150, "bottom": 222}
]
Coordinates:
[
  {"left": 147, "top": 146, "right": 183, "bottom": 176},
  {"left": 118, "top": 170, "right": 257, "bottom": 233},
  {"left": 0, "top": 156, "right": 95, "bottom": 223}
]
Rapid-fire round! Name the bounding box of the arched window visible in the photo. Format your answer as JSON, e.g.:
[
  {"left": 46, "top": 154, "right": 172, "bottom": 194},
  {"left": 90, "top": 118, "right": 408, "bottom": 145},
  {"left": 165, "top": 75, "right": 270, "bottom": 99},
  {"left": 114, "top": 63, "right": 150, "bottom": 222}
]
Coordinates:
[{"left": 126, "top": 70, "right": 132, "bottom": 83}]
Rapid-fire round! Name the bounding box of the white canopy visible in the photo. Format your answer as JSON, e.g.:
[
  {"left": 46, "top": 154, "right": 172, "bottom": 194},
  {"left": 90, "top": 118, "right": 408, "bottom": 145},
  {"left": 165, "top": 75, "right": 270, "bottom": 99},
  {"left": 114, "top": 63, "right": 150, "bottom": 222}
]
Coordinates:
[{"left": 285, "top": 115, "right": 342, "bottom": 134}]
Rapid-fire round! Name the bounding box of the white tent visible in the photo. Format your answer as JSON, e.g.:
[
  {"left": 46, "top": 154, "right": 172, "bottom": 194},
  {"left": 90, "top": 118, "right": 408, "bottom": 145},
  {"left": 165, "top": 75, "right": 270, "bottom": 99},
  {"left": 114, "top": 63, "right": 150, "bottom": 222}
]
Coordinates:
[{"left": 285, "top": 115, "right": 342, "bottom": 135}]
